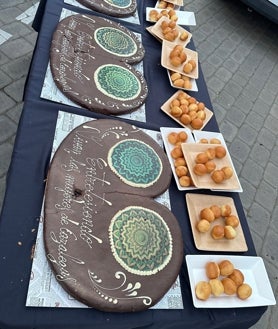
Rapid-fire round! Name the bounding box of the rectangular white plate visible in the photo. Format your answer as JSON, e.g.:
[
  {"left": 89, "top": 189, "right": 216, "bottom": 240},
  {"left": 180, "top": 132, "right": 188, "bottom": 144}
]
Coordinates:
[
  {"left": 185, "top": 254, "right": 276, "bottom": 308},
  {"left": 146, "top": 7, "right": 196, "bottom": 25},
  {"left": 160, "top": 127, "right": 197, "bottom": 190}
]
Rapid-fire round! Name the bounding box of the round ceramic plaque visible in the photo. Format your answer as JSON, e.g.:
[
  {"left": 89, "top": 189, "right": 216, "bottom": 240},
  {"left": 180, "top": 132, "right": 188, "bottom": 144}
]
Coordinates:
[
  {"left": 44, "top": 119, "right": 183, "bottom": 312},
  {"left": 77, "top": 0, "right": 137, "bottom": 17}
]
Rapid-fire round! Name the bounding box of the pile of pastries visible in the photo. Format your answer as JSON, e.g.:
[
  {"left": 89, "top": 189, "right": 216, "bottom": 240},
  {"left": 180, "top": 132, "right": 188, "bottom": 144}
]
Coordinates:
[
  {"left": 167, "top": 130, "right": 194, "bottom": 187},
  {"left": 168, "top": 91, "right": 206, "bottom": 129},
  {"left": 196, "top": 204, "right": 240, "bottom": 240},
  {"left": 195, "top": 260, "right": 252, "bottom": 301}
]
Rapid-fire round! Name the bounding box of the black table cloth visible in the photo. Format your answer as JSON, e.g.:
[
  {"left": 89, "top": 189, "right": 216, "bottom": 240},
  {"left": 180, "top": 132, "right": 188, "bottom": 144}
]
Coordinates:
[{"left": 0, "top": 0, "right": 267, "bottom": 328}]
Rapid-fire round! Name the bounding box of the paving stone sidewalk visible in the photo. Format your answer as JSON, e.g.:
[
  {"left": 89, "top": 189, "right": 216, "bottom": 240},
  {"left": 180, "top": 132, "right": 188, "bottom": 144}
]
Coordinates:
[{"left": 0, "top": 1, "right": 277, "bottom": 328}]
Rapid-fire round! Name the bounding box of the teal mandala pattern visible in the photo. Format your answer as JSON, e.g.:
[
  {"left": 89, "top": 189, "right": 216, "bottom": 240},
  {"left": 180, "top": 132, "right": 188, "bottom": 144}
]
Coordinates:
[
  {"left": 94, "top": 27, "right": 137, "bottom": 57},
  {"left": 104, "top": 0, "right": 132, "bottom": 8},
  {"left": 107, "top": 139, "right": 162, "bottom": 187},
  {"left": 109, "top": 206, "right": 173, "bottom": 275},
  {"left": 94, "top": 64, "right": 140, "bottom": 101}
]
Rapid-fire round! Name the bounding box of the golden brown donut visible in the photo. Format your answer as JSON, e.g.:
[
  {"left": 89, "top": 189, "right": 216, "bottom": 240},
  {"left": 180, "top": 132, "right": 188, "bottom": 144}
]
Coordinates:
[
  {"left": 225, "top": 215, "right": 239, "bottom": 228},
  {"left": 211, "top": 170, "right": 225, "bottom": 183},
  {"left": 205, "top": 261, "right": 220, "bottom": 279},
  {"left": 222, "top": 277, "right": 237, "bottom": 295},
  {"left": 215, "top": 145, "right": 227, "bottom": 158},
  {"left": 195, "top": 152, "right": 209, "bottom": 164},
  {"left": 209, "top": 279, "right": 224, "bottom": 296},
  {"left": 228, "top": 269, "right": 244, "bottom": 287},
  {"left": 221, "top": 204, "right": 232, "bottom": 217},
  {"left": 224, "top": 225, "right": 237, "bottom": 239},
  {"left": 218, "top": 260, "right": 234, "bottom": 276},
  {"left": 205, "top": 147, "right": 216, "bottom": 160},
  {"left": 237, "top": 283, "right": 252, "bottom": 300},
  {"left": 195, "top": 281, "right": 211, "bottom": 300},
  {"left": 210, "top": 205, "right": 221, "bottom": 219},
  {"left": 221, "top": 166, "right": 233, "bottom": 179},
  {"left": 205, "top": 160, "right": 216, "bottom": 173},
  {"left": 196, "top": 219, "right": 210, "bottom": 233},
  {"left": 178, "top": 175, "right": 191, "bottom": 187},
  {"left": 200, "top": 207, "right": 215, "bottom": 222},
  {"left": 193, "top": 163, "right": 207, "bottom": 176},
  {"left": 190, "top": 118, "right": 203, "bottom": 130},
  {"left": 211, "top": 225, "right": 225, "bottom": 240}
]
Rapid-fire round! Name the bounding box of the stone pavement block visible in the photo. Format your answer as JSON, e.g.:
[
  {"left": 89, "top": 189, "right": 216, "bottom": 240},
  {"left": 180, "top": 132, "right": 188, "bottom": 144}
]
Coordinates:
[
  {"left": 241, "top": 158, "right": 264, "bottom": 187},
  {"left": 270, "top": 205, "right": 278, "bottom": 234},
  {"left": 264, "top": 162, "right": 278, "bottom": 189},
  {"left": 241, "top": 83, "right": 261, "bottom": 102},
  {"left": 218, "top": 121, "right": 237, "bottom": 143},
  {"left": 245, "top": 111, "right": 264, "bottom": 131},
  {"left": 238, "top": 177, "right": 256, "bottom": 210},
  {"left": 255, "top": 181, "right": 277, "bottom": 211},
  {"left": 262, "top": 229, "right": 278, "bottom": 267},
  {"left": 269, "top": 144, "right": 278, "bottom": 164},
  {"left": 0, "top": 142, "right": 13, "bottom": 177},
  {"left": 0, "top": 115, "right": 17, "bottom": 143},
  {"left": 207, "top": 75, "right": 225, "bottom": 94},
  {"left": 0, "top": 69, "right": 12, "bottom": 89},
  {"left": 248, "top": 202, "right": 270, "bottom": 237},
  {"left": 2, "top": 21, "right": 33, "bottom": 39},
  {"left": 232, "top": 70, "right": 248, "bottom": 87},
  {"left": 215, "top": 90, "right": 235, "bottom": 109},
  {"left": 259, "top": 87, "right": 276, "bottom": 106},
  {"left": 0, "top": 90, "right": 16, "bottom": 114},
  {"left": 1, "top": 54, "right": 33, "bottom": 80},
  {"left": 223, "top": 58, "right": 240, "bottom": 74},
  {"left": 250, "top": 143, "right": 270, "bottom": 167},
  {"left": 0, "top": 1, "right": 25, "bottom": 10},
  {"left": 0, "top": 7, "right": 22, "bottom": 24},
  {"left": 265, "top": 114, "right": 278, "bottom": 135},
  {"left": 4, "top": 77, "right": 26, "bottom": 102},
  {"left": 229, "top": 138, "right": 250, "bottom": 164},
  {"left": 206, "top": 53, "right": 223, "bottom": 68},
  {"left": 0, "top": 51, "right": 9, "bottom": 65},
  {"left": 224, "top": 80, "right": 242, "bottom": 99},
  {"left": 0, "top": 37, "right": 33, "bottom": 60},
  {"left": 234, "top": 94, "right": 253, "bottom": 115},
  {"left": 258, "top": 128, "right": 276, "bottom": 151},
  {"left": 238, "top": 123, "right": 257, "bottom": 145},
  {"left": 6, "top": 102, "right": 23, "bottom": 125},
  {"left": 226, "top": 105, "right": 247, "bottom": 129},
  {"left": 215, "top": 67, "right": 233, "bottom": 83}
]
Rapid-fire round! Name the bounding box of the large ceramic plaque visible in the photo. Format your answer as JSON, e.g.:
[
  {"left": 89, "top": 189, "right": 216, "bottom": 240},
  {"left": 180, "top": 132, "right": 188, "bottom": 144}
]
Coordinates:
[
  {"left": 50, "top": 14, "right": 147, "bottom": 114},
  {"left": 44, "top": 119, "right": 184, "bottom": 312}
]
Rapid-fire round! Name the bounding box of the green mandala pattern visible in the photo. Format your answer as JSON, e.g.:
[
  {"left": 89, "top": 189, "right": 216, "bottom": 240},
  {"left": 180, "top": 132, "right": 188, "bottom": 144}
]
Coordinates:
[
  {"left": 109, "top": 206, "right": 173, "bottom": 275},
  {"left": 104, "top": 0, "right": 132, "bottom": 8},
  {"left": 94, "top": 64, "right": 140, "bottom": 101},
  {"left": 107, "top": 139, "right": 162, "bottom": 187},
  {"left": 94, "top": 27, "right": 137, "bottom": 57}
]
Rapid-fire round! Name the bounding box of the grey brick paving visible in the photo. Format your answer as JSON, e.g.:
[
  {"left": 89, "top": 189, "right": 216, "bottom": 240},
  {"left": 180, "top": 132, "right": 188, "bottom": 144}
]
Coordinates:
[{"left": 0, "top": 1, "right": 277, "bottom": 328}]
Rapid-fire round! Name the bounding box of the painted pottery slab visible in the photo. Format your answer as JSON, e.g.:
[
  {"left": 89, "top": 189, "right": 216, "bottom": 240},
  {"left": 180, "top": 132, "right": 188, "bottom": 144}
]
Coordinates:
[
  {"left": 44, "top": 119, "right": 184, "bottom": 312},
  {"left": 50, "top": 14, "right": 147, "bottom": 114},
  {"left": 77, "top": 0, "right": 137, "bottom": 17}
]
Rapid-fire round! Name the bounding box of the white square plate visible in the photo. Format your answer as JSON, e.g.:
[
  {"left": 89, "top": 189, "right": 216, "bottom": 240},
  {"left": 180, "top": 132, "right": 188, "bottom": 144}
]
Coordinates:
[
  {"left": 185, "top": 254, "right": 276, "bottom": 308},
  {"left": 146, "top": 7, "right": 196, "bottom": 25}
]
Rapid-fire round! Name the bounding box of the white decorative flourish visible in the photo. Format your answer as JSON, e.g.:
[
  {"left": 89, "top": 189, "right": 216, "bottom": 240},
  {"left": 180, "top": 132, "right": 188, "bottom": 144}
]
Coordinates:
[{"left": 88, "top": 270, "right": 152, "bottom": 306}]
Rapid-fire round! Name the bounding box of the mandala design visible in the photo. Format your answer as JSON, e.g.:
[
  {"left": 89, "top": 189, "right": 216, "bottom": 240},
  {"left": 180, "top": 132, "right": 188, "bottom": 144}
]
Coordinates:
[
  {"left": 94, "top": 27, "right": 137, "bottom": 57},
  {"left": 94, "top": 64, "right": 140, "bottom": 101},
  {"left": 104, "top": 0, "right": 132, "bottom": 8},
  {"left": 109, "top": 206, "right": 173, "bottom": 275},
  {"left": 107, "top": 139, "right": 162, "bottom": 187}
]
